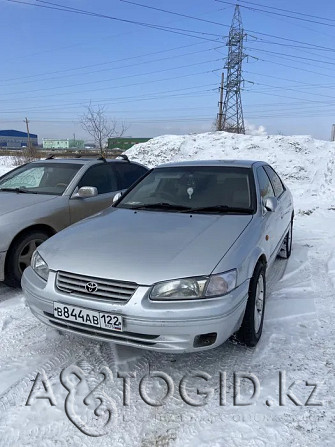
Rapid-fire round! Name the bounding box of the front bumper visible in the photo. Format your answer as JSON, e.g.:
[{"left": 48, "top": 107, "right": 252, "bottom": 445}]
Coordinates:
[
  {"left": 0, "top": 251, "right": 6, "bottom": 282},
  {"left": 22, "top": 267, "right": 249, "bottom": 353}
]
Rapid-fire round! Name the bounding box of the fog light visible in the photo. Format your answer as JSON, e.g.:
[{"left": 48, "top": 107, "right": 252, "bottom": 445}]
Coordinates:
[{"left": 193, "top": 332, "right": 217, "bottom": 348}]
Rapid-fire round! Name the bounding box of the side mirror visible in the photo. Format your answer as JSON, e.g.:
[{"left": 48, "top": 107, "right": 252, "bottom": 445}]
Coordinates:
[
  {"left": 264, "top": 196, "right": 278, "bottom": 212},
  {"left": 113, "top": 192, "right": 122, "bottom": 203},
  {"left": 73, "top": 186, "right": 98, "bottom": 198}
]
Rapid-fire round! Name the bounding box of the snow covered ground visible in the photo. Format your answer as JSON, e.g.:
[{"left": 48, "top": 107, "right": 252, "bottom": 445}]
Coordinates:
[{"left": 1, "top": 132, "right": 335, "bottom": 446}]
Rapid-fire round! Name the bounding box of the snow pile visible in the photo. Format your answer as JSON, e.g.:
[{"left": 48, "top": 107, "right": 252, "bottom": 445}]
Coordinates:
[
  {"left": 0, "top": 156, "right": 15, "bottom": 177},
  {"left": 126, "top": 132, "right": 335, "bottom": 211}
]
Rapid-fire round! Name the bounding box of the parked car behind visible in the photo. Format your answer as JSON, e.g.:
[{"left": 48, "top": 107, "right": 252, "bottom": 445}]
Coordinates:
[
  {"left": 0, "top": 156, "right": 148, "bottom": 286},
  {"left": 22, "top": 160, "right": 294, "bottom": 352}
]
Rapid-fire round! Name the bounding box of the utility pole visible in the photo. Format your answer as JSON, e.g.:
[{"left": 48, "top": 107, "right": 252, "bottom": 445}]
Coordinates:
[
  {"left": 221, "top": 5, "right": 247, "bottom": 134},
  {"left": 24, "top": 117, "right": 31, "bottom": 150},
  {"left": 216, "top": 73, "right": 224, "bottom": 131}
]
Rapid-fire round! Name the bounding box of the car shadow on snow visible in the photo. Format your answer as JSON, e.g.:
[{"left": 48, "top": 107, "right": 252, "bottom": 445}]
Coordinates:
[{"left": 0, "top": 283, "right": 23, "bottom": 303}]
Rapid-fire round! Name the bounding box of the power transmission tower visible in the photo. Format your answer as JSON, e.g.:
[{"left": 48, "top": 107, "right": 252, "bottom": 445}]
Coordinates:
[
  {"left": 220, "top": 5, "right": 246, "bottom": 134},
  {"left": 216, "top": 73, "right": 224, "bottom": 131}
]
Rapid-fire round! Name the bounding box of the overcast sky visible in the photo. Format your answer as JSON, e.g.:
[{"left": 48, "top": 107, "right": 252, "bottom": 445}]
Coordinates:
[{"left": 1, "top": 0, "right": 335, "bottom": 141}]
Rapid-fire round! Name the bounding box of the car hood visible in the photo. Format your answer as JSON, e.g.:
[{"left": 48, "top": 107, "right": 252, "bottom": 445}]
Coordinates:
[
  {"left": 39, "top": 208, "right": 253, "bottom": 285},
  {"left": 0, "top": 192, "right": 57, "bottom": 216}
]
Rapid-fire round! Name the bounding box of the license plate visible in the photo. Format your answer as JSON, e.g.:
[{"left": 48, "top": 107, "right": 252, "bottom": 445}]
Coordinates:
[{"left": 53, "top": 303, "right": 123, "bottom": 332}]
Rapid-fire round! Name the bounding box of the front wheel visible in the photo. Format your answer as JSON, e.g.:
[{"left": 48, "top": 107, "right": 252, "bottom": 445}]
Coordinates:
[
  {"left": 4, "top": 231, "right": 49, "bottom": 288},
  {"left": 236, "top": 262, "right": 266, "bottom": 347}
]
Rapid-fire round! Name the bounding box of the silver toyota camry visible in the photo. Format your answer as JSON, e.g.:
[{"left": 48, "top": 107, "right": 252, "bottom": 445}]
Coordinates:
[{"left": 22, "top": 160, "right": 294, "bottom": 353}]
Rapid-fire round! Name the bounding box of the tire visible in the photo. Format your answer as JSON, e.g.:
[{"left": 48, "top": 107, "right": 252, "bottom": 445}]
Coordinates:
[
  {"left": 237, "top": 262, "right": 266, "bottom": 347},
  {"left": 4, "top": 231, "right": 49, "bottom": 288},
  {"left": 278, "top": 219, "right": 293, "bottom": 259}
]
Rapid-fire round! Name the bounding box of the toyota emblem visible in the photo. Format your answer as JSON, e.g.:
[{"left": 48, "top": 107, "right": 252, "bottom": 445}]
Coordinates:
[{"left": 85, "top": 281, "right": 98, "bottom": 293}]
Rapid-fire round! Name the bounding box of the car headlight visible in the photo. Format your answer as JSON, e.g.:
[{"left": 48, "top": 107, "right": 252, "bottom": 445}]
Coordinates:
[
  {"left": 150, "top": 269, "right": 237, "bottom": 300},
  {"left": 31, "top": 251, "right": 49, "bottom": 281}
]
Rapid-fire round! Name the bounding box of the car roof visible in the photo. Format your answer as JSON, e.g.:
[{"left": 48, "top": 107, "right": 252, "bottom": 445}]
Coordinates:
[{"left": 156, "top": 159, "right": 266, "bottom": 169}]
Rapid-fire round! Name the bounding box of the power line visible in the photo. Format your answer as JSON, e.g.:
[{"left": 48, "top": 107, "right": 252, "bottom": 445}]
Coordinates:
[
  {"left": 0, "top": 69, "right": 221, "bottom": 102},
  {"left": 247, "top": 47, "right": 335, "bottom": 67},
  {"left": 0, "top": 41, "right": 215, "bottom": 84},
  {"left": 0, "top": 85, "right": 218, "bottom": 112},
  {"left": 8, "top": 0, "right": 335, "bottom": 54},
  {"left": 245, "top": 70, "right": 335, "bottom": 87},
  {"left": 216, "top": 0, "right": 335, "bottom": 28},
  {"left": 7, "top": 0, "right": 223, "bottom": 42},
  {"left": 248, "top": 38, "right": 335, "bottom": 55},
  {"left": 120, "top": 0, "right": 230, "bottom": 28},
  {"left": 117, "top": 0, "right": 335, "bottom": 53},
  {"left": 220, "top": 0, "right": 335, "bottom": 24},
  {"left": 1, "top": 58, "right": 222, "bottom": 96},
  {"left": 257, "top": 57, "right": 335, "bottom": 79},
  {"left": 0, "top": 45, "right": 225, "bottom": 87},
  {"left": 249, "top": 82, "right": 333, "bottom": 100}
]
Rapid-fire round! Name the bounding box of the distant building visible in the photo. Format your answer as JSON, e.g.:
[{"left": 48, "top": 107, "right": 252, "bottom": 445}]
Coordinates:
[
  {"left": 108, "top": 137, "right": 151, "bottom": 151},
  {"left": 42, "top": 139, "right": 70, "bottom": 150},
  {"left": 0, "top": 129, "right": 38, "bottom": 148},
  {"left": 69, "top": 139, "right": 84, "bottom": 150}
]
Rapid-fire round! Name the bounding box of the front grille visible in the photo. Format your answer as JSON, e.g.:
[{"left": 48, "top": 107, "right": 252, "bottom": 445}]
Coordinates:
[{"left": 56, "top": 271, "right": 138, "bottom": 303}]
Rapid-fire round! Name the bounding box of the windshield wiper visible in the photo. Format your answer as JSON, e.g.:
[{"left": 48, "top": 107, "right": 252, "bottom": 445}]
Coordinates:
[
  {"left": 181, "top": 205, "right": 253, "bottom": 214},
  {"left": 123, "top": 202, "right": 192, "bottom": 211},
  {"left": 0, "top": 187, "right": 37, "bottom": 194}
]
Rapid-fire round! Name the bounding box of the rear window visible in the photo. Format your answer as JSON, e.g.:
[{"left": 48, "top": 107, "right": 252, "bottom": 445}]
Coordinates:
[
  {"left": 78, "top": 164, "right": 118, "bottom": 194},
  {"left": 264, "top": 166, "right": 285, "bottom": 198},
  {"left": 115, "top": 163, "right": 148, "bottom": 189},
  {"left": 257, "top": 167, "right": 275, "bottom": 202}
]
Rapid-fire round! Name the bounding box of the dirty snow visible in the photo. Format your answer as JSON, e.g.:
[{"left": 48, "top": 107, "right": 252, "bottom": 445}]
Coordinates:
[{"left": 1, "top": 132, "right": 335, "bottom": 446}]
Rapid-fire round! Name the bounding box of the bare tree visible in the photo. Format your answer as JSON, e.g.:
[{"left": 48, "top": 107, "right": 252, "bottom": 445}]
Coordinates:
[{"left": 80, "top": 103, "right": 128, "bottom": 156}]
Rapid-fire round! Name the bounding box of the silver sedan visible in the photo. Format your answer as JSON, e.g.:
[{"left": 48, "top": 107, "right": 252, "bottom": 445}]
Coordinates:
[
  {"left": 0, "top": 157, "right": 147, "bottom": 286},
  {"left": 22, "top": 160, "right": 294, "bottom": 352}
]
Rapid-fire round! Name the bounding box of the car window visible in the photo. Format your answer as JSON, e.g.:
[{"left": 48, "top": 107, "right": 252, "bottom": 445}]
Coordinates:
[
  {"left": 115, "top": 163, "right": 148, "bottom": 189},
  {"left": 77, "top": 164, "right": 118, "bottom": 194},
  {"left": 117, "top": 166, "right": 256, "bottom": 212},
  {"left": 0, "top": 163, "right": 81, "bottom": 195},
  {"left": 0, "top": 167, "right": 44, "bottom": 188},
  {"left": 257, "top": 167, "right": 275, "bottom": 203},
  {"left": 264, "top": 166, "right": 285, "bottom": 198}
]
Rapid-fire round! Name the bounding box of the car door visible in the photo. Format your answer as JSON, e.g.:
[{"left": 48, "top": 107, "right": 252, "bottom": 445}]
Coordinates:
[
  {"left": 69, "top": 163, "right": 120, "bottom": 224},
  {"left": 256, "top": 166, "right": 279, "bottom": 260},
  {"left": 264, "top": 165, "right": 291, "bottom": 247}
]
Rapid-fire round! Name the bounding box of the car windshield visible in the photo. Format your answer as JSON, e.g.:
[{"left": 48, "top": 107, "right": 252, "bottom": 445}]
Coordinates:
[
  {"left": 0, "top": 162, "right": 82, "bottom": 195},
  {"left": 117, "top": 166, "right": 256, "bottom": 214}
]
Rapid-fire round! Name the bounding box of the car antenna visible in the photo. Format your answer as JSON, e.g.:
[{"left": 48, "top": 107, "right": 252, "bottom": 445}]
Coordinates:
[
  {"left": 116, "top": 154, "right": 130, "bottom": 162},
  {"left": 75, "top": 154, "right": 82, "bottom": 158},
  {"left": 97, "top": 156, "right": 107, "bottom": 162},
  {"left": 45, "top": 154, "right": 55, "bottom": 159}
]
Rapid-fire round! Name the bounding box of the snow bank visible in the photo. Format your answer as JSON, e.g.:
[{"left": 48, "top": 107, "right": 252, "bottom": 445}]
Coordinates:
[
  {"left": 126, "top": 132, "right": 335, "bottom": 211},
  {"left": 0, "top": 156, "right": 15, "bottom": 177}
]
